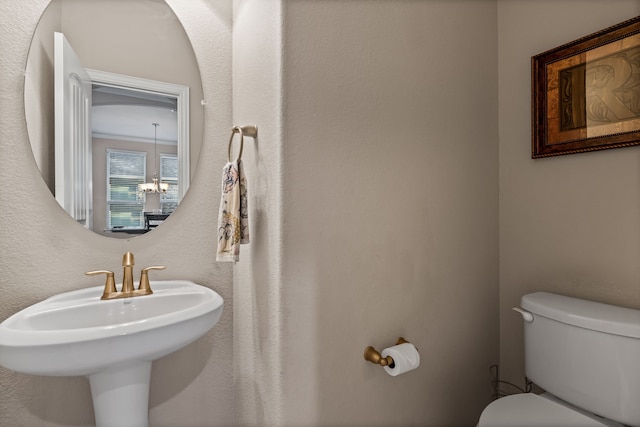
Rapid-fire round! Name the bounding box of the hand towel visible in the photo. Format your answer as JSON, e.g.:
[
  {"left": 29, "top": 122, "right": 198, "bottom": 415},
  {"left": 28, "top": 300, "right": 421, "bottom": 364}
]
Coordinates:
[{"left": 216, "top": 159, "right": 249, "bottom": 262}]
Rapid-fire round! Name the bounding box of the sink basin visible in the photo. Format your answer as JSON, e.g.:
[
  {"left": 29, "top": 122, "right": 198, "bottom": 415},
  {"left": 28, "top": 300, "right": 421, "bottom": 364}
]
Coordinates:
[
  {"left": 0, "top": 280, "right": 223, "bottom": 376},
  {"left": 0, "top": 280, "right": 223, "bottom": 427}
]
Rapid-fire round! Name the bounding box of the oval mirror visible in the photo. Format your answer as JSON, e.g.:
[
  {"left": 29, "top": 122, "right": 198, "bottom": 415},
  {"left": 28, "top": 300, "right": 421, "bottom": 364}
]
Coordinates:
[{"left": 24, "top": 0, "right": 204, "bottom": 238}]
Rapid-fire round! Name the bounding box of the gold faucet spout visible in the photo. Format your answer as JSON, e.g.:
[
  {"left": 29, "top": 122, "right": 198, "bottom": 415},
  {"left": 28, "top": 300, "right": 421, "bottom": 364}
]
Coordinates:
[{"left": 121, "top": 252, "right": 135, "bottom": 294}]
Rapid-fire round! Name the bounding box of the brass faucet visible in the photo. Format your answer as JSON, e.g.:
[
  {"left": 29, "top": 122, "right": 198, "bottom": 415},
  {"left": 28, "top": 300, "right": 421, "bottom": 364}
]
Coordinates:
[{"left": 86, "top": 252, "right": 166, "bottom": 300}]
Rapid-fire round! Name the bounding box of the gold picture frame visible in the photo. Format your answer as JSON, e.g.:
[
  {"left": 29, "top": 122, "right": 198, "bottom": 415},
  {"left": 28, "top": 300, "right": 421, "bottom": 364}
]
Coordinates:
[{"left": 532, "top": 16, "right": 640, "bottom": 158}]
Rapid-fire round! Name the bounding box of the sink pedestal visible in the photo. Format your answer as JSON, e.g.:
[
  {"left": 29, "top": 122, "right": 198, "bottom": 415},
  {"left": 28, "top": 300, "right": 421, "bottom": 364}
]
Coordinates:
[{"left": 89, "top": 361, "right": 152, "bottom": 427}]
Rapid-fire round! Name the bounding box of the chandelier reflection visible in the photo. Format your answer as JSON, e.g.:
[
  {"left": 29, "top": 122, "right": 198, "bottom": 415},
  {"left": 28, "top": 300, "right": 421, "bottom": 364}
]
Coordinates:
[{"left": 138, "top": 123, "right": 169, "bottom": 194}]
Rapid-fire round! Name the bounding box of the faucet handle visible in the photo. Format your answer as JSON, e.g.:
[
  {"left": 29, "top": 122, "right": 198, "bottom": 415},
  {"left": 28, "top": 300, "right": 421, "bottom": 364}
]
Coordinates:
[
  {"left": 138, "top": 266, "right": 166, "bottom": 295},
  {"left": 86, "top": 270, "right": 117, "bottom": 299}
]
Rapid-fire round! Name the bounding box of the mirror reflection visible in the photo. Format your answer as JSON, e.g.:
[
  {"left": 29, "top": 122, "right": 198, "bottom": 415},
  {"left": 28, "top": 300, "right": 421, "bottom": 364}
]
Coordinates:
[{"left": 25, "top": 0, "right": 204, "bottom": 238}]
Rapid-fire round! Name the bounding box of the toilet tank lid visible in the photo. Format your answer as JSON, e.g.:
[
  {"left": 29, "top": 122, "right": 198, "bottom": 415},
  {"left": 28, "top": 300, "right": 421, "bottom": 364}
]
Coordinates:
[{"left": 521, "top": 292, "right": 640, "bottom": 338}]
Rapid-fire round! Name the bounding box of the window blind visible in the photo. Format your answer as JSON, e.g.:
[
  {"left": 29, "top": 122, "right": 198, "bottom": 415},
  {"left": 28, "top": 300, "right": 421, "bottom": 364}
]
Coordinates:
[
  {"left": 106, "top": 149, "right": 146, "bottom": 229},
  {"left": 160, "top": 154, "right": 178, "bottom": 214}
]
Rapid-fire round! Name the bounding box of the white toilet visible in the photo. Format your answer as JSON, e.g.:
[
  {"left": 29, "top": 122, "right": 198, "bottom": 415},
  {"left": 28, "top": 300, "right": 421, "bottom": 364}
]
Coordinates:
[{"left": 478, "top": 291, "right": 640, "bottom": 427}]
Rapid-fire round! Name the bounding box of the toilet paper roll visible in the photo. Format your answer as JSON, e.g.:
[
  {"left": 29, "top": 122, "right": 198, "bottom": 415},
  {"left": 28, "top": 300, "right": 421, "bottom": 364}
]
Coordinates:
[{"left": 381, "top": 342, "right": 420, "bottom": 376}]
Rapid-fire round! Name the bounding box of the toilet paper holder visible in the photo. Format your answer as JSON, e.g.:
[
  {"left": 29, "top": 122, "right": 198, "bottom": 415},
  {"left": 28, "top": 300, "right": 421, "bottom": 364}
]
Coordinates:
[{"left": 364, "top": 337, "right": 410, "bottom": 368}]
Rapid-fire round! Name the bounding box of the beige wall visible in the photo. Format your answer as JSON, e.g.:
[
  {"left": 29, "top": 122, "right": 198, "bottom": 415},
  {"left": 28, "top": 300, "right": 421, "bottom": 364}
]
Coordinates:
[
  {"left": 498, "top": 0, "right": 640, "bottom": 391},
  {"left": 0, "top": 1, "right": 233, "bottom": 426},
  {"left": 232, "top": 0, "right": 285, "bottom": 425},
  {"left": 234, "top": 1, "right": 499, "bottom": 425}
]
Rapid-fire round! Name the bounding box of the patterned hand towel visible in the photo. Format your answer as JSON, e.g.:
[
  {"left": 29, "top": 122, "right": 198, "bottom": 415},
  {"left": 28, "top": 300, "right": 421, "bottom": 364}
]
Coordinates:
[{"left": 216, "top": 159, "right": 249, "bottom": 262}]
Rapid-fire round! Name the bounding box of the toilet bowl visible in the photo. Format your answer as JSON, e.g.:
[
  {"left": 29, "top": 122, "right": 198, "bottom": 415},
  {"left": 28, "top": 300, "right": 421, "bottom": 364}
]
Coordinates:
[
  {"left": 478, "top": 393, "right": 624, "bottom": 427},
  {"left": 477, "top": 292, "right": 640, "bottom": 427}
]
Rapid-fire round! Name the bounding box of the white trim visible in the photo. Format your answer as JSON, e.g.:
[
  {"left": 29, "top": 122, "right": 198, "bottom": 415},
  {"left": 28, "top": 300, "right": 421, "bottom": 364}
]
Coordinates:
[
  {"left": 91, "top": 133, "right": 177, "bottom": 146},
  {"left": 86, "top": 69, "right": 190, "bottom": 201}
]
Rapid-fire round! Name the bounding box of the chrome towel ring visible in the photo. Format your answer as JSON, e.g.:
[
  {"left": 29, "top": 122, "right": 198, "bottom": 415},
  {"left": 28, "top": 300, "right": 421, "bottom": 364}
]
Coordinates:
[{"left": 228, "top": 125, "right": 258, "bottom": 162}]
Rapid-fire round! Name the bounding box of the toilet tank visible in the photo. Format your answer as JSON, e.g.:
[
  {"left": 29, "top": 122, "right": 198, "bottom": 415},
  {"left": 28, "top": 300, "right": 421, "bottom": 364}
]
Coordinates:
[{"left": 519, "top": 292, "right": 640, "bottom": 426}]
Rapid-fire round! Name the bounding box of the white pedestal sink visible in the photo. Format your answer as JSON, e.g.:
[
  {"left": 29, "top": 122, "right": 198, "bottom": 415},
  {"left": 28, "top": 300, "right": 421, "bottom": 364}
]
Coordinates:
[{"left": 0, "top": 280, "right": 223, "bottom": 427}]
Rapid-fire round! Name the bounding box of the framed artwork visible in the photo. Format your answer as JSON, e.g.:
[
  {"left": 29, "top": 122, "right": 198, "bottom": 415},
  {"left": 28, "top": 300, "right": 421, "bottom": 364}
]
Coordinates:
[{"left": 532, "top": 16, "right": 640, "bottom": 158}]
